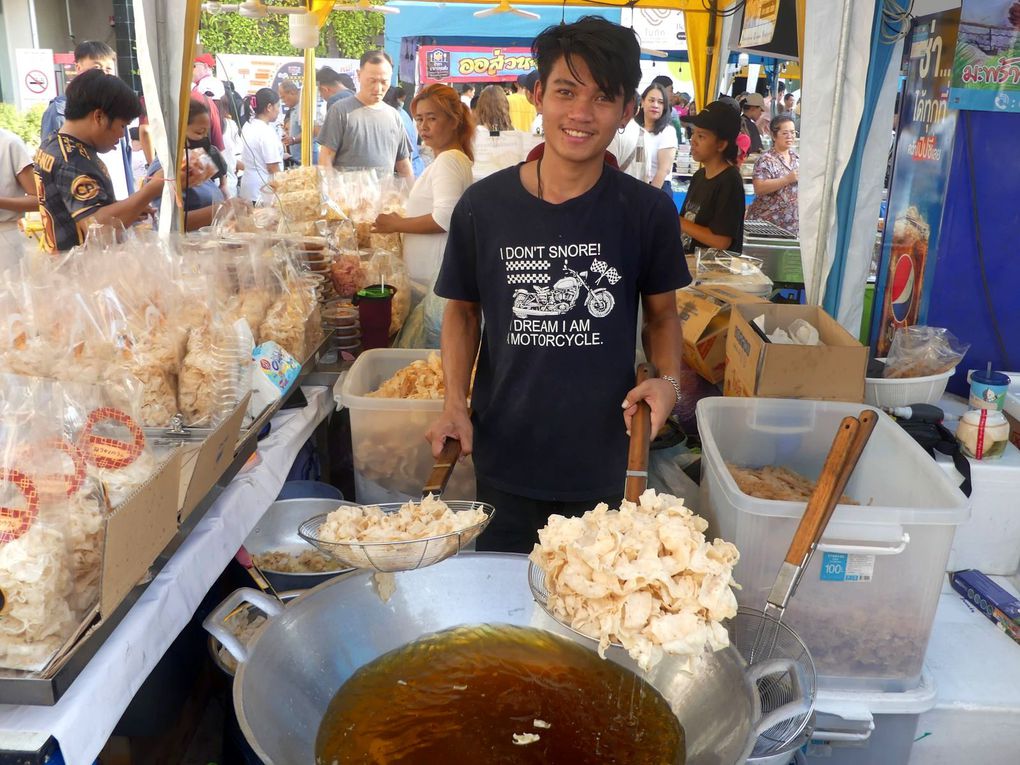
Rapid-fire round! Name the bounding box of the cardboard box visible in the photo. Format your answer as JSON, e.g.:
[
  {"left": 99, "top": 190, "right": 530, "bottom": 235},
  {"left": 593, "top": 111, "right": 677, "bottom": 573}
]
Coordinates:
[
  {"left": 677, "top": 285, "right": 767, "bottom": 384},
  {"left": 101, "top": 448, "right": 183, "bottom": 616},
  {"left": 724, "top": 304, "right": 868, "bottom": 402},
  {"left": 177, "top": 394, "right": 251, "bottom": 522}
]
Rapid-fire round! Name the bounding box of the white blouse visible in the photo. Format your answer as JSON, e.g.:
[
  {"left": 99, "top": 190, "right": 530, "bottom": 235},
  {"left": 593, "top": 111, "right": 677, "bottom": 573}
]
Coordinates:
[{"left": 402, "top": 149, "right": 474, "bottom": 284}]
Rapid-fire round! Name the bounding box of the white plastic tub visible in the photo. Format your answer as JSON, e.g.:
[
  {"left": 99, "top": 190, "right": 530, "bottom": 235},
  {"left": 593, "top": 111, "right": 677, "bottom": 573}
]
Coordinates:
[
  {"left": 805, "top": 671, "right": 936, "bottom": 764},
  {"left": 337, "top": 349, "right": 475, "bottom": 504},
  {"left": 697, "top": 398, "right": 969, "bottom": 693},
  {"left": 864, "top": 359, "right": 955, "bottom": 407}
]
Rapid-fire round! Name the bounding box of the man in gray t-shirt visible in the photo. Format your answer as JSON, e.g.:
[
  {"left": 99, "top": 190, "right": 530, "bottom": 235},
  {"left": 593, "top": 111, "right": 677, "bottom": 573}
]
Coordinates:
[{"left": 317, "top": 50, "right": 412, "bottom": 178}]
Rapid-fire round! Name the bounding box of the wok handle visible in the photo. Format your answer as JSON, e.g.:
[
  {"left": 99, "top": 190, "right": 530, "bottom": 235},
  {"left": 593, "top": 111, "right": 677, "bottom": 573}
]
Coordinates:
[
  {"left": 784, "top": 416, "right": 860, "bottom": 566},
  {"left": 203, "top": 587, "right": 286, "bottom": 666},
  {"left": 624, "top": 362, "right": 657, "bottom": 503},
  {"left": 422, "top": 437, "right": 461, "bottom": 498}
]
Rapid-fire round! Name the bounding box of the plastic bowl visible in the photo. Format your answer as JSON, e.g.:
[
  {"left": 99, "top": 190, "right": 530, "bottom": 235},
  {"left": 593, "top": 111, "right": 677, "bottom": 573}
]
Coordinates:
[{"left": 864, "top": 359, "right": 955, "bottom": 408}]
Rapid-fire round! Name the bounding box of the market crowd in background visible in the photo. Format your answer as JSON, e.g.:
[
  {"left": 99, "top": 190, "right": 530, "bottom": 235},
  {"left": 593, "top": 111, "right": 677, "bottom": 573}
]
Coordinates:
[{"left": 0, "top": 29, "right": 802, "bottom": 282}]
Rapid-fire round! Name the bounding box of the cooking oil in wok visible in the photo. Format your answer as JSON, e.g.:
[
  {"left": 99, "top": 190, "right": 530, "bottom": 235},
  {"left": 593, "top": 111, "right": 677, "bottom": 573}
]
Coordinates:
[{"left": 315, "top": 623, "right": 684, "bottom": 765}]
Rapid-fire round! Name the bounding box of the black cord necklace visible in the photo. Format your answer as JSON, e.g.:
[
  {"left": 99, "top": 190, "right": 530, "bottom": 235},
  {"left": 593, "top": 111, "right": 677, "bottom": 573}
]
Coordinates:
[{"left": 536, "top": 156, "right": 544, "bottom": 201}]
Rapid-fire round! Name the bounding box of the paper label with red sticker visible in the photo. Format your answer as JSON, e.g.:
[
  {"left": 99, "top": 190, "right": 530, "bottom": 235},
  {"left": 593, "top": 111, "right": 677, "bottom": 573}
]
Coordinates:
[
  {"left": 0, "top": 469, "right": 39, "bottom": 544},
  {"left": 80, "top": 407, "right": 146, "bottom": 470},
  {"left": 25, "top": 439, "right": 87, "bottom": 499}
]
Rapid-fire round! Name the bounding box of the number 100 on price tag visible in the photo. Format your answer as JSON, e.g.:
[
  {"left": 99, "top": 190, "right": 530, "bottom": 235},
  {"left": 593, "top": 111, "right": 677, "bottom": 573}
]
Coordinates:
[{"left": 820, "top": 552, "right": 875, "bottom": 583}]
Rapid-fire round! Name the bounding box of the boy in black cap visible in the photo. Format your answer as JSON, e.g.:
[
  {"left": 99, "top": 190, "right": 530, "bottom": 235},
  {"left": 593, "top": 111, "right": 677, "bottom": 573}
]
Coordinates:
[
  {"left": 427, "top": 17, "right": 690, "bottom": 553},
  {"left": 679, "top": 101, "right": 745, "bottom": 253}
]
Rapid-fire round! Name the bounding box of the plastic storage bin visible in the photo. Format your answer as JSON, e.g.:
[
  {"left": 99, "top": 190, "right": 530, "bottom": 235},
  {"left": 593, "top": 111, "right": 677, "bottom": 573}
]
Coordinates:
[
  {"left": 338, "top": 349, "right": 476, "bottom": 504},
  {"left": 805, "top": 672, "right": 936, "bottom": 765},
  {"left": 697, "top": 398, "right": 969, "bottom": 692}
]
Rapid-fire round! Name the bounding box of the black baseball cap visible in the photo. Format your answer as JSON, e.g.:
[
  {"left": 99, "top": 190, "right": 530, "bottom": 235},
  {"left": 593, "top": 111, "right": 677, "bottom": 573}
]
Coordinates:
[{"left": 680, "top": 100, "right": 741, "bottom": 142}]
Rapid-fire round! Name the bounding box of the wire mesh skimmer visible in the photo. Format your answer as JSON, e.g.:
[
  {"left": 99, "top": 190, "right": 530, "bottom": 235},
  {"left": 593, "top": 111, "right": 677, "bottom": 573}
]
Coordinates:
[
  {"left": 298, "top": 501, "right": 494, "bottom": 573},
  {"left": 729, "top": 607, "right": 816, "bottom": 758}
]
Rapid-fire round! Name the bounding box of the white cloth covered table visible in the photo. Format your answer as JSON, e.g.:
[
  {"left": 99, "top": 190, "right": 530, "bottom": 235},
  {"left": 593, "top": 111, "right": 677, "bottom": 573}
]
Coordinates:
[{"left": 0, "top": 386, "right": 333, "bottom": 763}]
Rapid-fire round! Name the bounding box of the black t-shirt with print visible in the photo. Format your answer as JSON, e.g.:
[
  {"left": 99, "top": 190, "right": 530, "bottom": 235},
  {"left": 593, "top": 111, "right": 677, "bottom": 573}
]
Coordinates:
[
  {"left": 33, "top": 132, "right": 116, "bottom": 253},
  {"left": 679, "top": 164, "right": 745, "bottom": 254},
  {"left": 435, "top": 165, "right": 691, "bottom": 501}
]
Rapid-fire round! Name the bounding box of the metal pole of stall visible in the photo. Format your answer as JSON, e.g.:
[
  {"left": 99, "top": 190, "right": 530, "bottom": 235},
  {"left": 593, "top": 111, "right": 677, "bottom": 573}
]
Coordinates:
[
  {"left": 302, "top": 48, "right": 316, "bottom": 166},
  {"left": 705, "top": 0, "right": 718, "bottom": 104}
]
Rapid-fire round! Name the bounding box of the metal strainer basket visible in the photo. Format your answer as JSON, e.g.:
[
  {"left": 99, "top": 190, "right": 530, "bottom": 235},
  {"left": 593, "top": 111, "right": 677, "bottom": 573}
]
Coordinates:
[
  {"left": 527, "top": 560, "right": 618, "bottom": 646},
  {"left": 297, "top": 501, "right": 494, "bottom": 573},
  {"left": 728, "top": 607, "right": 817, "bottom": 758}
]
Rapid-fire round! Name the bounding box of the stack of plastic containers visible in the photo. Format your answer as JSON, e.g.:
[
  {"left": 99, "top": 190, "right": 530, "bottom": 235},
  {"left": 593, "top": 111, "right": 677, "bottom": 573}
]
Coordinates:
[
  {"left": 322, "top": 301, "right": 361, "bottom": 358},
  {"left": 696, "top": 398, "right": 970, "bottom": 763}
]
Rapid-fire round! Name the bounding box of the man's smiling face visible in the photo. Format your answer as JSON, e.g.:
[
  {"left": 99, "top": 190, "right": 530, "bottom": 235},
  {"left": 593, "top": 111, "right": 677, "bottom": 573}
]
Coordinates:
[{"left": 534, "top": 55, "right": 633, "bottom": 166}]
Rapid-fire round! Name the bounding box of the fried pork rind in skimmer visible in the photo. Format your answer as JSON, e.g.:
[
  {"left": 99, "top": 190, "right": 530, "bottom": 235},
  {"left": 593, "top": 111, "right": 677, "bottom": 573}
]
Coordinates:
[{"left": 530, "top": 489, "right": 740, "bottom": 672}]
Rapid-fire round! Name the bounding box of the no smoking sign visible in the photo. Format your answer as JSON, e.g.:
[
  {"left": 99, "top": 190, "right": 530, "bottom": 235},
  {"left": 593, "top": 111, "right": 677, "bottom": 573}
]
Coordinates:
[{"left": 25, "top": 69, "right": 48, "bottom": 94}]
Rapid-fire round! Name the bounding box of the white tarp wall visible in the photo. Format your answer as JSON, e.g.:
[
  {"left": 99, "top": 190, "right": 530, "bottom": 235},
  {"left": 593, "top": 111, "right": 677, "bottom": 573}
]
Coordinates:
[
  {"left": 798, "top": 0, "right": 903, "bottom": 333},
  {"left": 133, "top": 0, "right": 186, "bottom": 235}
]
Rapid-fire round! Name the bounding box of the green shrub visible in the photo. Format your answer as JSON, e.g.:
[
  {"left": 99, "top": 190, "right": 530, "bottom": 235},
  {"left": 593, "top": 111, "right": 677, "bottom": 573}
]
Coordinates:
[
  {"left": 0, "top": 103, "right": 46, "bottom": 149},
  {"left": 199, "top": 4, "right": 384, "bottom": 59}
]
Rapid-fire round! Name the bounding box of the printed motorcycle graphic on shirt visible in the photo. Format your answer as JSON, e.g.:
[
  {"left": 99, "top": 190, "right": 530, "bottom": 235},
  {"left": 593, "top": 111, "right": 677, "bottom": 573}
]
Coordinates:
[{"left": 511, "top": 259, "right": 621, "bottom": 319}]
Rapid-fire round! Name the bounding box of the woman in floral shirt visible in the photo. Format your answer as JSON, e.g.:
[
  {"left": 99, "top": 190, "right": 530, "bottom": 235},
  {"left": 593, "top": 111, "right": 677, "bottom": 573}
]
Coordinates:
[{"left": 746, "top": 116, "right": 799, "bottom": 234}]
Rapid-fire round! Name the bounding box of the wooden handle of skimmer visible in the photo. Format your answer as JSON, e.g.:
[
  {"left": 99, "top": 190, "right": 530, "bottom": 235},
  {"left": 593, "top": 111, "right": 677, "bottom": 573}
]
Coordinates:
[
  {"left": 784, "top": 416, "right": 860, "bottom": 566},
  {"left": 624, "top": 362, "right": 657, "bottom": 503},
  {"left": 813, "top": 409, "right": 879, "bottom": 544},
  {"left": 422, "top": 437, "right": 461, "bottom": 498}
]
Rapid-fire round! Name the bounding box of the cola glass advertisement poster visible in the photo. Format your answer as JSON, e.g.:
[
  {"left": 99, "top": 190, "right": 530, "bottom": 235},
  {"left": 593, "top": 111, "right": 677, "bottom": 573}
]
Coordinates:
[
  {"left": 950, "top": 0, "right": 1020, "bottom": 112},
  {"left": 871, "top": 11, "right": 960, "bottom": 356}
]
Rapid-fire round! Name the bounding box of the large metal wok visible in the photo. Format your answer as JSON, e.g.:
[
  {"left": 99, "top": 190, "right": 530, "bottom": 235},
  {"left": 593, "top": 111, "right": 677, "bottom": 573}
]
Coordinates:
[{"left": 205, "top": 553, "right": 809, "bottom": 765}]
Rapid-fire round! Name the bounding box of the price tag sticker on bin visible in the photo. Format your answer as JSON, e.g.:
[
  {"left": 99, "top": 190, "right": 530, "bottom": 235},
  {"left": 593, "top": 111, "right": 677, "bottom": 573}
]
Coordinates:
[{"left": 819, "top": 551, "right": 875, "bottom": 583}]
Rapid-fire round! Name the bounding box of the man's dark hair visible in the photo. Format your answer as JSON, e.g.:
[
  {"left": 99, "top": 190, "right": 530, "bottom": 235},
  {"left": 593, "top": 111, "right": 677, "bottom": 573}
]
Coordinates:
[
  {"left": 532, "top": 16, "right": 640, "bottom": 104},
  {"left": 360, "top": 50, "right": 393, "bottom": 68},
  {"left": 74, "top": 40, "right": 115, "bottom": 63},
  {"left": 317, "top": 67, "right": 341, "bottom": 86},
  {"left": 338, "top": 72, "right": 356, "bottom": 91},
  {"left": 64, "top": 69, "right": 141, "bottom": 122},
  {"left": 651, "top": 75, "right": 674, "bottom": 91}
]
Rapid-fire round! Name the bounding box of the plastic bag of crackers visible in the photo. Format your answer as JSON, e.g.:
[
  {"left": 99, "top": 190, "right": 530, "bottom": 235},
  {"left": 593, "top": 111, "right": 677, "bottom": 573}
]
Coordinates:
[
  {"left": 0, "top": 375, "right": 110, "bottom": 673},
  {"left": 259, "top": 251, "right": 322, "bottom": 362}
]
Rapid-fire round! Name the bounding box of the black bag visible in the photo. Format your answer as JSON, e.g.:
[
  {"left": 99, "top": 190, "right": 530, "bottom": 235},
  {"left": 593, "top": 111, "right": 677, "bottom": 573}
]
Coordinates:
[{"left": 896, "top": 420, "right": 972, "bottom": 497}]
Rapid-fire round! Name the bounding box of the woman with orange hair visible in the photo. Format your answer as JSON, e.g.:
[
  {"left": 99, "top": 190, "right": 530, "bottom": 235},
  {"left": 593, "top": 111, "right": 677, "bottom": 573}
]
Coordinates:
[{"left": 373, "top": 83, "right": 475, "bottom": 288}]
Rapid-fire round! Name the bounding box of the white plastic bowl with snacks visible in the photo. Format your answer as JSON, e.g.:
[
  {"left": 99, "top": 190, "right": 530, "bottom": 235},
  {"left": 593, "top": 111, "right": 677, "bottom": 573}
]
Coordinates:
[{"left": 864, "top": 358, "right": 956, "bottom": 407}]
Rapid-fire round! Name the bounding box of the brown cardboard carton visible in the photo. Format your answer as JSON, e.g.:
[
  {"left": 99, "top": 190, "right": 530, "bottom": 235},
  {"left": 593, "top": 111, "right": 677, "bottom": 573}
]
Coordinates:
[
  {"left": 178, "top": 394, "right": 251, "bottom": 522},
  {"left": 677, "top": 285, "right": 767, "bottom": 384},
  {"left": 724, "top": 304, "right": 868, "bottom": 402},
  {"left": 100, "top": 448, "right": 183, "bottom": 616}
]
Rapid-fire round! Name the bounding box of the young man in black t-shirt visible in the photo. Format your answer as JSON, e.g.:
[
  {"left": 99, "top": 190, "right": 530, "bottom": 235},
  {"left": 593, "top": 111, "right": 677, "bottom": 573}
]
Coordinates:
[
  {"left": 34, "top": 69, "right": 164, "bottom": 252},
  {"left": 428, "top": 17, "right": 691, "bottom": 553}
]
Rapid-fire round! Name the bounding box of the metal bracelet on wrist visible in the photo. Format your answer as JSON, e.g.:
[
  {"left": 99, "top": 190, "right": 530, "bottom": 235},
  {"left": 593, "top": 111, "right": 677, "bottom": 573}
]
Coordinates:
[{"left": 660, "top": 375, "right": 682, "bottom": 415}]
